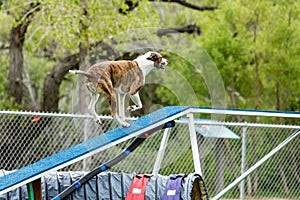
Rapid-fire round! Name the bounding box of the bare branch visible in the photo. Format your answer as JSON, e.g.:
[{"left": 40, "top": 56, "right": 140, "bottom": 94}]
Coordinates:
[
  {"left": 120, "top": 0, "right": 218, "bottom": 13},
  {"left": 0, "top": 43, "right": 9, "bottom": 50},
  {"left": 157, "top": 24, "right": 201, "bottom": 37},
  {"left": 160, "top": 0, "right": 218, "bottom": 11},
  {"left": 20, "top": 3, "right": 41, "bottom": 23}
]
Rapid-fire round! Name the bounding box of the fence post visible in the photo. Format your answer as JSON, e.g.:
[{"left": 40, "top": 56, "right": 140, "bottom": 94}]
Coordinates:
[
  {"left": 240, "top": 125, "right": 247, "bottom": 200},
  {"left": 83, "top": 118, "right": 89, "bottom": 171}
]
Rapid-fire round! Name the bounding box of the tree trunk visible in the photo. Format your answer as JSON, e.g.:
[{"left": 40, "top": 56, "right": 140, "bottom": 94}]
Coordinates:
[
  {"left": 8, "top": 25, "right": 26, "bottom": 105},
  {"left": 8, "top": 2, "right": 40, "bottom": 105},
  {"left": 79, "top": 0, "right": 90, "bottom": 115},
  {"left": 78, "top": 47, "right": 90, "bottom": 115},
  {"left": 42, "top": 54, "right": 79, "bottom": 112}
]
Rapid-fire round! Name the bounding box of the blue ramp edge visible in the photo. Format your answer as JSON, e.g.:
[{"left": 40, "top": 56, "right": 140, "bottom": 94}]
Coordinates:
[{"left": 0, "top": 106, "right": 191, "bottom": 192}]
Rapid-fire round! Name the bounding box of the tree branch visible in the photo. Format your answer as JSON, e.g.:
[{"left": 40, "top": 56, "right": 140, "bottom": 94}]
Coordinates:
[
  {"left": 120, "top": 0, "right": 218, "bottom": 13},
  {"left": 157, "top": 24, "right": 201, "bottom": 37},
  {"left": 160, "top": 0, "right": 218, "bottom": 11},
  {"left": 42, "top": 53, "right": 80, "bottom": 112},
  {"left": 41, "top": 24, "right": 200, "bottom": 62},
  {"left": 0, "top": 44, "right": 9, "bottom": 50},
  {"left": 20, "top": 3, "right": 41, "bottom": 24}
]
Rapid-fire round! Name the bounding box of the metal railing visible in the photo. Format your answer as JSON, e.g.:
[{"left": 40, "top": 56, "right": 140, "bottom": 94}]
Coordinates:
[{"left": 0, "top": 109, "right": 299, "bottom": 199}]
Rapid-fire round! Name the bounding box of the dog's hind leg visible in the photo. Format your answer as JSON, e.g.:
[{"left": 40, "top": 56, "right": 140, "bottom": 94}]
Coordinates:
[
  {"left": 109, "top": 92, "right": 130, "bottom": 128},
  {"left": 127, "top": 92, "right": 143, "bottom": 112},
  {"left": 100, "top": 80, "right": 130, "bottom": 128},
  {"left": 88, "top": 93, "right": 102, "bottom": 125}
]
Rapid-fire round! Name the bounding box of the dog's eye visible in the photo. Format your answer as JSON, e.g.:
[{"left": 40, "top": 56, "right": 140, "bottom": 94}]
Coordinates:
[{"left": 147, "top": 53, "right": 158, "bottom": 61}]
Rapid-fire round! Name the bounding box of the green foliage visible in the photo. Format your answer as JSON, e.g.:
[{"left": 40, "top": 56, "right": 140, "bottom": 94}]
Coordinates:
[
  {"left": 0, "top": 12, "right": 12, "bottom": 40},
  {"left": 0, "top": 0, "right": 160, "bottom": 111},
  {"left": 24, "top": 0, "right": 160, "bottom": 57},
  {"left": 193, "top": 0, "right": 300, "bottom": 115}
]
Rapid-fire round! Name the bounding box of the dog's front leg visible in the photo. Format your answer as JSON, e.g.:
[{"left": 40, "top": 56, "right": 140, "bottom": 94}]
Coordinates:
[
  {"left": 117, "top": 93, "right": 127, "bottom": 121},
  {"left": 127, "top": 92, "right": 143, "bottom": 112}
]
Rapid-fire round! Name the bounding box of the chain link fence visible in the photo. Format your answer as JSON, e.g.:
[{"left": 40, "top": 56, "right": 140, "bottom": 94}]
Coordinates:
[{"left": 0, "top": 110, "right": 299, "bottom": 199}]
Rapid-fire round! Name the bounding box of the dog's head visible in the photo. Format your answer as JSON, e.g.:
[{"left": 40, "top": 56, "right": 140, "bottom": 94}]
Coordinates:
[
  {"left": 145, "top": 52, "right": 168, "bottom": 71},
  {"left": 135, "top": 51, "right": 168, "bottom": 70}
]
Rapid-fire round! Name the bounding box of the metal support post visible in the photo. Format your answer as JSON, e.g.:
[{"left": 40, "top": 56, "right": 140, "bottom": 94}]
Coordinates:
[
  {"left": 83, "top": 118, "right": 89, "bottom": 171},
  {"left": 240, "top": 125, "right": 247, "bottom": 200},
  {"left": 187, "top": 113, "right": 202, "bottom": 175},
  {"left": 152, "top": 128, "right": 172, "bottom": 175}
]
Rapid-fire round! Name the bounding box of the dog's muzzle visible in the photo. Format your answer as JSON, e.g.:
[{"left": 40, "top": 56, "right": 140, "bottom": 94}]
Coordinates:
[{"left": 159, "top": 58, "right": 168, "bottom": 71}]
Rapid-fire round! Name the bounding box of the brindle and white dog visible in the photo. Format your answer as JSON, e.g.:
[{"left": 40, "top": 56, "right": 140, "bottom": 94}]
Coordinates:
[{"left": 69, "top": 52, "right": 168, "bottom": 127}]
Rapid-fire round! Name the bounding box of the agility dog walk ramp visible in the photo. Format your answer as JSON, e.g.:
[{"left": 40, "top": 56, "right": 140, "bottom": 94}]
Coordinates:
[{"left": 0, "top": 106, "right": 192, "bottom": 195}]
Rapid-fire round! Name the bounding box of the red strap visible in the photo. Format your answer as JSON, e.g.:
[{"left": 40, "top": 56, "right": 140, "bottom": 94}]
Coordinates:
[{"left": 125, "top": 174, "right": 151, "bottom": 200}]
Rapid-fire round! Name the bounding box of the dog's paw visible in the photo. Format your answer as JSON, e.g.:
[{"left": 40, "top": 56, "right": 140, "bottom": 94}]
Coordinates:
[
  {"left": 127, "top": 105, "right": 134, "bottom": 112},
  {"left": 115, "top": 115, "right": 130, "bottom": 128},
  {"left": 127, "top": 105, "right": 139, "bottom": 112},
  {"left": 94, "top": 118, "right": 102, "bottom": 125},
  {"left": 121, "top": 121, "right": 130, "bottom": 128}
]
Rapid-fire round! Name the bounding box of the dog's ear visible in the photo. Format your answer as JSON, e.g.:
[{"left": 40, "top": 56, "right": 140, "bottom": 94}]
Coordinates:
[{"left": 146, "top": 52, "right": 158, "bottom": 61}]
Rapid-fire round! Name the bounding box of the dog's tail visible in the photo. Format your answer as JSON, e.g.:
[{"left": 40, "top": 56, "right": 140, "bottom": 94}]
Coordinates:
[{"left": 69, "top": 70, "right": 95, "bottom": 80}]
